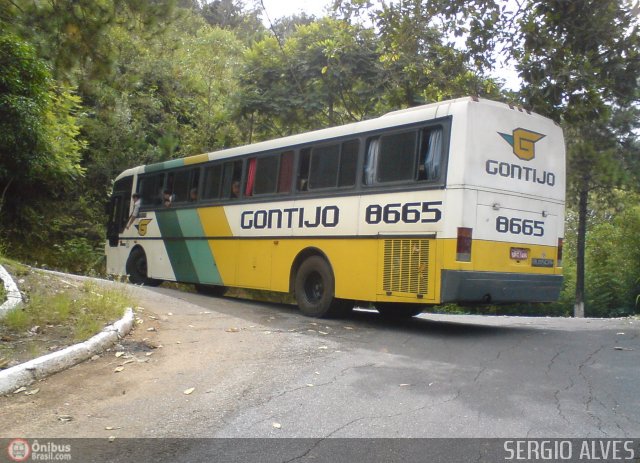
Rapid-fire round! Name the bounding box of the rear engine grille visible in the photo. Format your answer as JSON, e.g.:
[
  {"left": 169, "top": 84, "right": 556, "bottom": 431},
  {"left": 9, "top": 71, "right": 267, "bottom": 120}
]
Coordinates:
[{"left": 383, "top": 239, "right": 430, "bottom": 295}]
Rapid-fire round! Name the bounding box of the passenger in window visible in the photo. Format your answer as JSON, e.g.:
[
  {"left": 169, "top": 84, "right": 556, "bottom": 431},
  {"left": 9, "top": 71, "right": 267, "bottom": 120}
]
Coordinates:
[
  {"left": 230, "top": 181, "right": 240, "bottom": 198},
  {"left": 189, "top": 188, "right": 198, "bottom": 202},
  {"left": 163, "top": 189, "right": 173, "bottom": 207}
]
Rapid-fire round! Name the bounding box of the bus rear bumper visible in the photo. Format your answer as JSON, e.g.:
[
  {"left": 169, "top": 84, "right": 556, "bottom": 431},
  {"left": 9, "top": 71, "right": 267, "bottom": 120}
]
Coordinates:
[{"left": 441, "top": 270, "right": 562, "bottom": 304}]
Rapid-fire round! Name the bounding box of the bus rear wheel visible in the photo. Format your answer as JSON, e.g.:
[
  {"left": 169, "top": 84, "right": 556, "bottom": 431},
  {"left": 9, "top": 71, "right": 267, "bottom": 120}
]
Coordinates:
[
  {"left": 294, "top": 256, "right": 352, "bottom": 318},
  {"left": 126, "top": 248, "right": 161, "bottom": 286},
  {"left": 376, "top": 302, "right": 423, "bottom": 319}
]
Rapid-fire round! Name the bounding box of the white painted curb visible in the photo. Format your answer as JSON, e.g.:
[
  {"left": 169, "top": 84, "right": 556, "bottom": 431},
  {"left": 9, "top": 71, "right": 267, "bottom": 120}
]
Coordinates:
[
  {"left": 0, "top": 307, "right": 135, "bottom": 396},
  {"left": 0, "top": 264, "right": 23, "bottom": 318}
]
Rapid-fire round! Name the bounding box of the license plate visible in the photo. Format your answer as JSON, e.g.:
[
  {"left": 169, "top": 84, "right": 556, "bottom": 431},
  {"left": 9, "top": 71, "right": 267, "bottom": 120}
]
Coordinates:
[{"left": 510, "top": 248, "right": 529, "bottom": 260}]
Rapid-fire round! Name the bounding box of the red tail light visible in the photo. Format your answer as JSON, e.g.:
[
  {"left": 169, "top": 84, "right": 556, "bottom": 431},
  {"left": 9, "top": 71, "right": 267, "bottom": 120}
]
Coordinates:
[
  {"left": 456, "top": 227, "right": 472, "bottom": 262},
  {"left": 557, "top": 238, "right": 563, "bottom": 267}
]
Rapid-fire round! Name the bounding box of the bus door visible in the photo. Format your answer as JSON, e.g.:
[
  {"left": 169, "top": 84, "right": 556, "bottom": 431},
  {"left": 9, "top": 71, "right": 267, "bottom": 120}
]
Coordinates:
[{"left": 106, "top": 176, "right": 133, "bottom": 247}]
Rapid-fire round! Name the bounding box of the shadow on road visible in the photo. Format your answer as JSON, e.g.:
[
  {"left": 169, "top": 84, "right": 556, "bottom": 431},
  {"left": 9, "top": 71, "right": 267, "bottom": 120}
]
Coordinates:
[{"left": 147, "top": 285, "right": 540, "bottom": 341}]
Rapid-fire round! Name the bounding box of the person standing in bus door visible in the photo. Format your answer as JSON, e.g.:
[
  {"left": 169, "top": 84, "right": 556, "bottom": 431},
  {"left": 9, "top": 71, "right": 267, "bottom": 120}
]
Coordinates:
[{"left": 126, "top": 193, "right": 141, "bottom": 230}]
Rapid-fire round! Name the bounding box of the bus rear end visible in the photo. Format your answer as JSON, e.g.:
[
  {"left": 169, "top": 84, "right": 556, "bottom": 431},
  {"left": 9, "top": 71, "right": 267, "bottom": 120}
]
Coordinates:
[{"left": 439, "top": 100, "right": 565, "bottom": 304}]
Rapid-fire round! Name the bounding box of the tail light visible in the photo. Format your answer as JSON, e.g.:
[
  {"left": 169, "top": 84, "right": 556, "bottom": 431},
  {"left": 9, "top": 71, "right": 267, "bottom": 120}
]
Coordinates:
[
  {"left": 557, "top": 238, "right": 563, "bottom": 267},
  {"left": 456, "top": 227, "right": 473, "bottom": 262}
]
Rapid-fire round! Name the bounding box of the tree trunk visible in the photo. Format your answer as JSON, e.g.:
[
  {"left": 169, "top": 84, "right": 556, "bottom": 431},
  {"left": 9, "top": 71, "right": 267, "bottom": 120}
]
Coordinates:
[
  {"left": 0, "top": 178, "right": 13, "bottom": 216},
  {"left": 574, "top": 187, "right": 588, "bottom": 318}
]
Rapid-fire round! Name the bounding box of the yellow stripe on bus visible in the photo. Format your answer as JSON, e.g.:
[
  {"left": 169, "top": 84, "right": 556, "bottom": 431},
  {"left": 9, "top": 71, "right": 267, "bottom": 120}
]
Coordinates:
[
  {"left": 184, "top": 153, "right": 210, "bottom": 165},
  {"left": 197, "top": 207, "right": 233, "bottom": 237}
]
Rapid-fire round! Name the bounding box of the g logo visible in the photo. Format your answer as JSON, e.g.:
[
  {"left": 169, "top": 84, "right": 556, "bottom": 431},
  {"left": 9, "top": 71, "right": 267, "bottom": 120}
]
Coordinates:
[
  {"left": 135, "top": 219, "right": 153, "bottom": 236},
  {"left": 499, "top": 128, "right": 545, "bottom": 161}
]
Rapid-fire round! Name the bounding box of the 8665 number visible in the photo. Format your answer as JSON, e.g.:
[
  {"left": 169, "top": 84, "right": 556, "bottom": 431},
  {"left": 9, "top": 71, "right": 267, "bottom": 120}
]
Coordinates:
[
  {"left": 496, "top": 216, "right": 544, "bottom": 237},
  {"left": 365, "top": 201, "right": 442, "bottom": 224}
]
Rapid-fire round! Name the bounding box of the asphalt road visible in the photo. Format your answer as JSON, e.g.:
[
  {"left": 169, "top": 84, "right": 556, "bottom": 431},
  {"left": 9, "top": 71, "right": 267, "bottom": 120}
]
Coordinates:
[{"left": 1, "top": 281, "right": 639, "bottom": 460}]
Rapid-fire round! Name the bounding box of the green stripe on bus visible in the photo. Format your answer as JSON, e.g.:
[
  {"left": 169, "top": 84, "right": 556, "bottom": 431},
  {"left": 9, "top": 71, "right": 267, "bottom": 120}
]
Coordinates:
[
  {"left": 144, "top": 159, "right": 185, "bottom": 173},
  {"left": 175, "top": 209, "right": 222, "bottom": 285},
  {"left": 155, "top": 209, "right": 222, "bottom": 285},
  {"left": 155, "top": 210, "right": 198, "bottom": 282}
]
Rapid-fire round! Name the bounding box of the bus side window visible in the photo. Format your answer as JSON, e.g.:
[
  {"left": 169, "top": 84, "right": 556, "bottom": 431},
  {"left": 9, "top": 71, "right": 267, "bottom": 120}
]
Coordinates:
[
  {"left": 139, "top": 173, "right": 165, "bottom": 207},
  {"left": 338, "top": 139, "right": 359, "bottom": 187},
  {"left": 244, "top": 158, "right": 257, "bottom": 196},
  {"left": 376, "top": 130, "right": 417, "bottom": 183},
  {"left": 309, "top": 144, "right": 340, "bottom": 190},
  {"left": 222, "top": 160, "right": 242, "bottom": 199},
  {"left": 363, "top": 138, "right": 380, "bottom": 185},
  {"left": 171, "top": 170, "right": 191, "bottom": 203},
  {"left": 278, "top": 151, "right": 294, "bottom": 193},
  {"left": 189, "top": 168, "right": 200, "bottom": 202},
  {"left": 203, "top": 164, "right": 222, "bottom": 200},
  {"left": 254, "top": 155, "right": 279, "bottom": 195},
  {"left": 297, "top": 148, "right": 311, "bottom": 191},
  {"left": 418, "top": 127, "right": 444, "bottom": 181}
]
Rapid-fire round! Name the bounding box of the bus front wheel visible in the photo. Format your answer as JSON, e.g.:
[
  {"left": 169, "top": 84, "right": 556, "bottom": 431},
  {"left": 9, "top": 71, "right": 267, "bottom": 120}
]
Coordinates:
[
  {"left": 294, "top": 256, "right": 351, "bottom": 318},
  {"left": 126, "top": 248, "right": 162, "bottom": 286},
  {"left": 376, "top": 303, "right": 423, "bottom": 319}
]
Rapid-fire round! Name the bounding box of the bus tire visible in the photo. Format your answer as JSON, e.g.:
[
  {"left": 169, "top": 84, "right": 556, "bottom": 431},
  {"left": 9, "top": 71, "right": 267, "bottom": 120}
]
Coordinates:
[
  {"left": 376, "top": 303, "right": 423, "bottom": 319},
  {"left": 126, "top": 248, "right": 162, "bottom": 286},
  {"left": 294, "top": 256, "right": 351, "bottom": 318},
  {"left": 194, "top": 284, "right": 227, "bottom": 297}
]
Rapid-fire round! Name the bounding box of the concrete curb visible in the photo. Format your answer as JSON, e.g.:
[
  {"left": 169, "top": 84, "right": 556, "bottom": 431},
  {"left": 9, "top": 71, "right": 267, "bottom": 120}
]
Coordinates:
[
  {"left": 0, "top": 305, "right": 135, "bottom": 396},
  {"left": 0, "top": 264, "right": 23, "bottom": 318}
]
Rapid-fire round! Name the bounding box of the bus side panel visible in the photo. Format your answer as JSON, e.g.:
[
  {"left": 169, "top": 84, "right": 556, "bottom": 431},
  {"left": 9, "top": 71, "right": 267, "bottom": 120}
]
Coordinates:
[
  {"left": 236, "top": 240, "right": 272, "bottom": 289},
  {"left": 116, "top": 210, "right": 177, "bottom": 281},
  {"left": 325, "top": 239, "right": 379, "bottom": 301},
  {"left": 258, "top": 238, "right": 380, "bottom": 299},
  {"left": 154, "top": 209, "right": 222, "bottom": 285},
  {"left": 198, "top": 206, "right": 237, "bottom": 286}
]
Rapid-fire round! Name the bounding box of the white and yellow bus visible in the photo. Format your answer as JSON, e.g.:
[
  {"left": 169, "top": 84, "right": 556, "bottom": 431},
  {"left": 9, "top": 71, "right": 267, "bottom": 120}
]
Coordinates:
[{"left": 106, "top": 97, "right": 565, "bottom": 318}]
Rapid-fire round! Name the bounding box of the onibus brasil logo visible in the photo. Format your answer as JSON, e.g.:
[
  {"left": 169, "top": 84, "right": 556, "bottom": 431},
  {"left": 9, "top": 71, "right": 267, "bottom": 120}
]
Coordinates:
[
  {"left": 499, "top": 128, "right": 546, "bottom": 161},
  {"left": 7, "top": 439, "right": 72, "bottom": 461}
]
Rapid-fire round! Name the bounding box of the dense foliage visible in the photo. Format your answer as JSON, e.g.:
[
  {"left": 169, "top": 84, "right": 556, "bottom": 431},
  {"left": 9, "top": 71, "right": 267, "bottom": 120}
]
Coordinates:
[{"left": 0, "top": 0, "right": 637, "bottom": 316}]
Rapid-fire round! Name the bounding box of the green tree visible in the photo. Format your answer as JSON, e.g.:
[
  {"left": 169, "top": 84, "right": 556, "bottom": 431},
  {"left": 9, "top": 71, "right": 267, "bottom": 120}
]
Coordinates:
[
  {"left": 237, "top": 18, "right": 384, "bottom": 141},
  {"left": 1, "top": 0, "right": 179, "bottom": 84},
  {"left": 514, "top": 0, "right": 640, "bottom": 317},
  {"left": 372, "top": 0, "right": 502, "bottom": 107},
  {"left": 0, "top": 32, "right": 85, "bottom": 220},
  {"left": 561, "top": 192, "right": 640, "bottom": 316},
  {"left": 197, "top": 0, "right": 264, "bottom": 43},
  {"left": 176, "top": 23, "right": 245, "bottom": 150}
]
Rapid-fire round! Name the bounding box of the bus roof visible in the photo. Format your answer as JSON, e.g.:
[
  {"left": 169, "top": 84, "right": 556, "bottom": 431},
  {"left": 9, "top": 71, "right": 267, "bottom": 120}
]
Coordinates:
[{"left": 116, "top": 97, "right": 554, "bottom": 180}]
